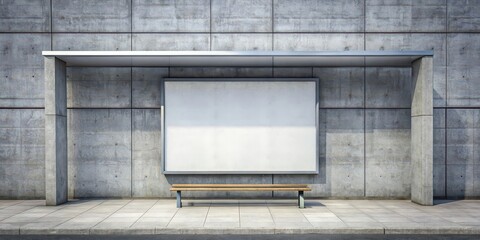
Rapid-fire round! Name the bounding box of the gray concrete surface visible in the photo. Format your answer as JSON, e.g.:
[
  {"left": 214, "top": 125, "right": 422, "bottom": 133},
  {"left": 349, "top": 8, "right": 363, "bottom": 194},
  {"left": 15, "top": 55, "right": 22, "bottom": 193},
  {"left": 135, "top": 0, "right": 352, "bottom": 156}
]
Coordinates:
[
  {"left": 0, "top": 199, "right": 480, "bottom": 235},
  {"left": 1, "top": 0, "right": 479, "bottom": 200},
  {"left": 44, "top": 57, "right": 67, "bottom": 206}
]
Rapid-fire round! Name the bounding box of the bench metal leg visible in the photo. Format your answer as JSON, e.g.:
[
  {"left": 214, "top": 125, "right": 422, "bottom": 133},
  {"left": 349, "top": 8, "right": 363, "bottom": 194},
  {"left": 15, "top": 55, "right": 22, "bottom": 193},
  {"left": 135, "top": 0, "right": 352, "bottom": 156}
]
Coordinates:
[
  {"left": 298, "top": 191, "right": 304, "bottom": 208},
  {"left": 176, "top": 191, "right": 182, "bottom": 208}
]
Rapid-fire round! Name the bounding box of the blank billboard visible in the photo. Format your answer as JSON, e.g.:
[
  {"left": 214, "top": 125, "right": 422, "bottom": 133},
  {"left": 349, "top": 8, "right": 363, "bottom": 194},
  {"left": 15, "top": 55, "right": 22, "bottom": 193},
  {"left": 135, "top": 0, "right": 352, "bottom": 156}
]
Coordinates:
[{"left": 164, "top": 80, "right": 317, "bottom": 173}]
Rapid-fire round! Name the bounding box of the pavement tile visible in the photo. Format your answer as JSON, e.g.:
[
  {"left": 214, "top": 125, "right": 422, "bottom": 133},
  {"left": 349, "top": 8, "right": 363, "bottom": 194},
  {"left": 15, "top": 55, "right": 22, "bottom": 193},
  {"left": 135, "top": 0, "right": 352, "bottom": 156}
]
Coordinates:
[
  {"left": 306, "top": 217, "right": 343, "bottom": 223},
  {"left": 205, "top": 217, "right": 239, "bottom": 223},
  {"left": 339, "top": 216, "right": 377, "bottom": 223},
  {"left": 204, "top": 222, "right": 239, "bottom": 228}
]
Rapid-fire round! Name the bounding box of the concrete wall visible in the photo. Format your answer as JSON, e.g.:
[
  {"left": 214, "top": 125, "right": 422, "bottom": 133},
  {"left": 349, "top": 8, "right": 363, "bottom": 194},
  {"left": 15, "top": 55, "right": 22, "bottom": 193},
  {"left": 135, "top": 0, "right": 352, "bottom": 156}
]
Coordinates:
[{"left": 0, "top": 0, "right": 479, "bottom": 199}]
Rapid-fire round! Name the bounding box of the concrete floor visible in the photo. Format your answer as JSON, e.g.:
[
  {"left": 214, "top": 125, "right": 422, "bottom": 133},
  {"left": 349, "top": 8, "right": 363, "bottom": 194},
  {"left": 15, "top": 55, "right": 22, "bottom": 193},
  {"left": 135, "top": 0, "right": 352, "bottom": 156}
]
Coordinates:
[{"left": 0, "top": 199, "right": 480, "bottom": 235}]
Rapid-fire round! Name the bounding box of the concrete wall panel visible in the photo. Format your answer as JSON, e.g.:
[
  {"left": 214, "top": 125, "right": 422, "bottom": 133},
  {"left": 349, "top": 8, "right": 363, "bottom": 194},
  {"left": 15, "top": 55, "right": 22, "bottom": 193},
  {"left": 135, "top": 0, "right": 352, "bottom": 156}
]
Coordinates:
[
  {"left": 52, "top": 0, "right": 131, "bottom": 32},
  {"left": 67, "top": 67, "right": 131, "bottom": 108},
  {"left": 132, "top": 109, "right": 165, "bottom": 197},
  {"left": 446, "top": 109, "right": 476, "bottom": 165},
  {"left": 447, "top": 34, "right": 480, "bottom": 107},
  {"left": 365, "top": 109, "right": 411, "bottom": 198},
  {"left": 447, "top": 0, "right": 480, "bottom": 32},
  {"left": 132, "top": 68, "right": 168, "bottom": 108},
  {"left": 0, "top": 34, "right": 50, "bottom": 68},
  {"left": 274, "top": 34, "right": 364, "bottom": 51},
  {"left": 273, "top": 0, "right": 364, "bottom": 32},
  {"left": 365, "top": 68, "right": 412, "bottom": 108},
  {"left": 366, "top": 34, "right": 447, "bottom": 107},
  {"left": 211, "top": 0, "right": 272, "bottom": 32},
  {"left": 0, "top": 109, "right": 44, "bottom": 199},
  {"left": 0, "top": 34, "right": 50, "bottom": 107},
  {"left": 133, "top": 0, "right": 210, "bottom": 32},
  {"left": 211, "top": 34, "right": 272, "bottom": 51},
  {"left": 446, "top": 164, "right": 474, "bottom": 198},
  {"left": 133, "top": 34, "right": 209, "bottom": 51},
  {"left": 366, "top": 0, "right": 447, "bottom": 32},
  {"left": 0, "top": 0, "right": 51, "bottom": 32},
  {"left": 314, "top": 68, "right": 364, "bottom": 108},
  {"left": 53, "top": 34, "right": 131, "bottom": 51},
  {"left": 68, "top": 109, "right": 131, "bottom": 198},
  {"left": 445, "top": 109, "right": 480, "bottom": 196}
]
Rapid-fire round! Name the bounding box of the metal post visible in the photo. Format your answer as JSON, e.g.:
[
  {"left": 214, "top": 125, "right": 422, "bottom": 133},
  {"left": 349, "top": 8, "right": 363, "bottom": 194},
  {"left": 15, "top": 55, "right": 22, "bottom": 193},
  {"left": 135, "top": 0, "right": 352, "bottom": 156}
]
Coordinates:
[
  {"left": 298, "top": 191, "right": 305, "bottom": 208},
  {"left": 176, "top": 191, "right": 182, "bottom": 208}
]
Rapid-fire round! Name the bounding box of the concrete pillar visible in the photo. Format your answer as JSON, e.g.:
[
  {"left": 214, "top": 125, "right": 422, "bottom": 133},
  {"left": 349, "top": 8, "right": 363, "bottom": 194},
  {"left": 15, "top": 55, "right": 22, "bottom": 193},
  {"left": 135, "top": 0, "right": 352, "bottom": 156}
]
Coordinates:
[
  {"left": 410, "top": 56, "right": 433, "bottom": 206},
  {"left": 44, "top": 57, "right": 68, "bottom": 206}
]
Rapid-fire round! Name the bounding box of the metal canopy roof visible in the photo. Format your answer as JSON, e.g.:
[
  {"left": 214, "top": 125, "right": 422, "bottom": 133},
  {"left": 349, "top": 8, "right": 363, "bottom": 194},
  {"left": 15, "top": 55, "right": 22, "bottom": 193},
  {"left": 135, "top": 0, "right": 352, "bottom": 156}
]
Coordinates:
[{"left": 42, "top": 51, "right": 433, "bottom": 67}]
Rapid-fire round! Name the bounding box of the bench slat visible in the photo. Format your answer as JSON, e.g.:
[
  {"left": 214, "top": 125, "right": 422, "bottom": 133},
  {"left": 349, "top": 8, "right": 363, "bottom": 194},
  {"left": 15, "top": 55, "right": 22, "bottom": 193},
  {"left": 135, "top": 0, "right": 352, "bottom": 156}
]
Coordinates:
[{"left": 170, "top": 187, "right": 311, "bottom": 191}]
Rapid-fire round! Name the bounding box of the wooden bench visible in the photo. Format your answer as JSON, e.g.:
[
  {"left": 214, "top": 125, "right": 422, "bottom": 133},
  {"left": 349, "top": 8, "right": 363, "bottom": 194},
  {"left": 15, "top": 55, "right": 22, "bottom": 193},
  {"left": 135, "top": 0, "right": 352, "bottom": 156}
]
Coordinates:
[{"left": 170, "top": 184, "right": 311, "bottom": 208}]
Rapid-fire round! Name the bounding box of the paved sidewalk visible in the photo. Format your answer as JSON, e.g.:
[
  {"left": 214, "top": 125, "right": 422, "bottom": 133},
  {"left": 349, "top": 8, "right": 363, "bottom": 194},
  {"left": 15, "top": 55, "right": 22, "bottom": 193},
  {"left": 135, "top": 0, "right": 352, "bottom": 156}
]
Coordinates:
[{"left": 0, "top": 199, "right": 480, "bottom": 235}]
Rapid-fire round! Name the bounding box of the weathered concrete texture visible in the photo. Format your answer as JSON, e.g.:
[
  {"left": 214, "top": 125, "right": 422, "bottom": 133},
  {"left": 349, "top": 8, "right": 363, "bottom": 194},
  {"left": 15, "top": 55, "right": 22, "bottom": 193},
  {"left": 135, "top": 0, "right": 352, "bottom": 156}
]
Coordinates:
[
  {"left": 132, "top": 0, "right": 210, "bottom": 32},
  {"left": 132, "top": 34, "right": 209, "bottom": 51},
  {"left": 365, "top": 109, "right": 411, "bottom": 198},
  {"left": 447, "top": 34, "right": 480, "bottom": 107},
  {"left": 44, "top": 57, "right": 67, "bottom": 206},
  {"left": 273, "top": 0, "right": 364, "bottom": 32},
  {"left": 45, "top": 115, "right": 67, "bottom": 205},
  {"left": 0, "top": 34, "right": 50, "bottom": 107},
  {"left": 365, "top": 68, "right": 412, "bottom": 108},
  {"left": 365, "top": 0, "right": 447, "bottom": 32},
  {"left": 52, "top": 0, "right": 131, "bottom": 32},
  {"left": 274, "top": 34, "right": 364, "bottom": 51},
  {"left": 0, "top": 34, "right": 50, "bottom": 68},
  {"left": 447, "top": 0, "right": 480, "bottom": 32},
  {"left": 132, "top": 109, "right": 165, "bottom": 197},
  {"left": 434, "top": 163, "right": 446, "bottom": 197},
  {"left": 446, "top": 109, "right": 480, "bottom": 197},
  {"left": 366, "top": 33, "right": 446, "bottom": 107},
  {"left": 211, "top": 34, "right": 272, "bottom": 51},
  {"left": 446, "top": 109, "right": 477, "bottom": 165},
  {"left": 52, "top": 34, "right": 131, "bottom": 51},
  {"left": 169, "top": 67, "right": 273, "bottom": 78},
  {"left": 132, "top": 68, "right": 168, "bottom": 108},
  {"left": 68, "top": 109, "right": 132, "bottom": 198},
  {"left": 0, "top": 68, "right": 45, "bottom": 108},
  {"left": 433, "top": 109, "right": 446, "bottom": 197},
  {"left": 410, "top": 56, "right": 433, "bottom": 205},
  {"left": 0, "top": 0, "right": 51, "bottom": 32},
  {"left": 211, "top": 0, "right": 272, "bottom": 32},
  {"left": 67, "top": 67, "right": 131, "bottom": 108},
  {"left": 314, "top": 68, "right": 364, "bottom": 108},
  {"left": 0, "top": 109, "right": 45, "bottom": 199},
  {"left": 275, "top": 109, "right": 365, "bottom": 198},
  {"left": 446, "top": 164, "right": 475, "bottom": 198}
]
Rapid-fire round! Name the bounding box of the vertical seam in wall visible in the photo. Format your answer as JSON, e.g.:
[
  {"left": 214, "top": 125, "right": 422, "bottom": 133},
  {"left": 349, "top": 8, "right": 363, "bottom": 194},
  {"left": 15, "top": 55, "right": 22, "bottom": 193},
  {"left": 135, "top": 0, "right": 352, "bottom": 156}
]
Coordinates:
[
  {"left": 130, "top": 0, "right": 134, "bottom": 198},
  {"left": 50, "top": 0, "right": 53, "bottom": 50},
  {"left": 271, "top": 1, "right": 274, "bottom": 198},
  {"left": 363, "top": 0, "right": 367, "bottom": 197},
  {"left": 271, "top": 0, "right": 274, "bottom": 51},
  {"left": 209, "top": 0, "right": 212, "bottom": 51},
  {"left": 444, "top": 0, "right": 448, "bottom": 198}
]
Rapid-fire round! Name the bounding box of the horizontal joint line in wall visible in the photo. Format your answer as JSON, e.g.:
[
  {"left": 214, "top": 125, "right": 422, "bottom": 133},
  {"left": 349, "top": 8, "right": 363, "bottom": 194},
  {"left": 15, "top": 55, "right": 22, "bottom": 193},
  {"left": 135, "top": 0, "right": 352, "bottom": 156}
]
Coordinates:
[
  {"left": 0, "top": 107, "right": 45, "bottom": 109},
  {"left": 3, "top": 31, "right": 480, "bottom": 34}
]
